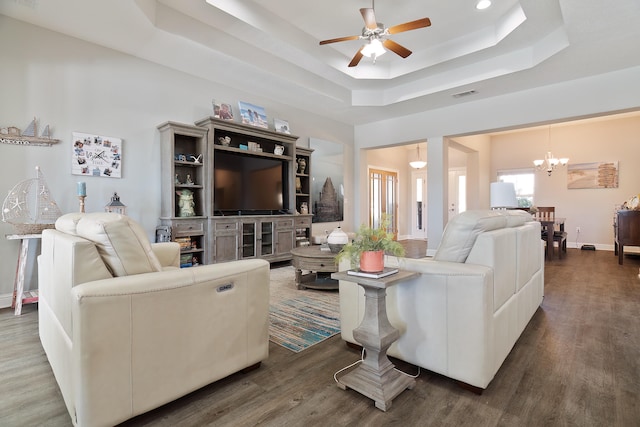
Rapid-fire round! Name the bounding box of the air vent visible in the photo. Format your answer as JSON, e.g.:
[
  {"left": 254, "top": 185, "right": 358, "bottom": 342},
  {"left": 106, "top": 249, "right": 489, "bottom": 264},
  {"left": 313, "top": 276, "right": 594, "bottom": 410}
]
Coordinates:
[{"left": 452, "top": 90, "right": 477, "bottom": 98}]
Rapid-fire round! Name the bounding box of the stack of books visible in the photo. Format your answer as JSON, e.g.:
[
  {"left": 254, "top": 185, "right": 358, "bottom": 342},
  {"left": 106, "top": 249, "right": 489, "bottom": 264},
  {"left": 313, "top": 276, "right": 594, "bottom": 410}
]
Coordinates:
[
  {"left": 347, "top": 267, "right": 399, "bottom": 279},
  {"left": 180, "top": 253, "right": 193, "bottom": 268},
  {"left": 175, "top": 237, "right": 192, "bottom": 251}
]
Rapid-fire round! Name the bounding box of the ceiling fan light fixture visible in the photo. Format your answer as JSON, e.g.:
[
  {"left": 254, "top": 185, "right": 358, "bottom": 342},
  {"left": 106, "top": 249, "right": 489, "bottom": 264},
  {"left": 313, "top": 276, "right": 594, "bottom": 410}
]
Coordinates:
[
  {"left": 476, "top": 0, "right": 492, "bottom": 10},
  {"left": 361, "top": 38, "right": 386, "bottom": 58}
]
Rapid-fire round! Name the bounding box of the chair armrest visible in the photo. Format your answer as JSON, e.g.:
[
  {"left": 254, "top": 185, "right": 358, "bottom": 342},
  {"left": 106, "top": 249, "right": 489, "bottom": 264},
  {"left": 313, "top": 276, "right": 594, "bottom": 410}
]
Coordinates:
[
  {"left": 385, "top": 255, "right": 491, "bottom": 277},
  {"left": 151, "top": 242, "right": 180, "bottom": 268}
]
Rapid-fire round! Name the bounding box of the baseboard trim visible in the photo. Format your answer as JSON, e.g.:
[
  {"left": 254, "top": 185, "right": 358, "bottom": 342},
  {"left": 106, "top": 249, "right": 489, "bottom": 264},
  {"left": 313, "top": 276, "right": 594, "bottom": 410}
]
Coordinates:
[
  {"left": 0, "top": 293, "right": 14, "bottom": 310},
  {"left": 566, "top": 243, "right": 639, "bottom": 253}
]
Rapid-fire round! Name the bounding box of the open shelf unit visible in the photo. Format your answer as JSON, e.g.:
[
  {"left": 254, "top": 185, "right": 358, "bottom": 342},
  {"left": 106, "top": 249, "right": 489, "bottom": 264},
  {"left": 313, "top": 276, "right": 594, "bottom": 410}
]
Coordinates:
[{"left": 158, "top": 122, "right": 208, "bottom": 267}]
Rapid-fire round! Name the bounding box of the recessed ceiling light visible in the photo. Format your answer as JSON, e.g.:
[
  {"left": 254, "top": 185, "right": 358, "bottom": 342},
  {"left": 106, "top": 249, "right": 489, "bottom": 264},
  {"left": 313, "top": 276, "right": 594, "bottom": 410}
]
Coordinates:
[{"left": 476, "top": 0, "right": 492, "bottom": 10}]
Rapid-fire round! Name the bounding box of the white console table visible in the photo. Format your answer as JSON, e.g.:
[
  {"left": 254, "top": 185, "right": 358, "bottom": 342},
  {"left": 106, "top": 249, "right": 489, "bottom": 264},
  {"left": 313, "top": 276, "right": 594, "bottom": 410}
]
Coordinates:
[{"left": 331, "top": 269, "right": 419, "bottom": 411}]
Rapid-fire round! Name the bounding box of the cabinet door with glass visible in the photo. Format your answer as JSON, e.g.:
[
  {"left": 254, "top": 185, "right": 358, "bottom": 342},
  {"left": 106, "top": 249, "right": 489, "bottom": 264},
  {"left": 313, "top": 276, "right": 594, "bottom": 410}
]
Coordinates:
[
  {"left": 240, "top": 221, "right": 257, "bottom": 259},
  {"left": 259, "top": 221, "right": 274, "bottom": 257}
]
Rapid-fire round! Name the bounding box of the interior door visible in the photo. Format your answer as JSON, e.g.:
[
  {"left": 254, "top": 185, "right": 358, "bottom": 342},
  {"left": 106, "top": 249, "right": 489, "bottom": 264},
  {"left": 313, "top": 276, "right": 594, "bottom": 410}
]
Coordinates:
[
  {"left": 369, "top": 168, "right": 399, "bottom": 238},
  {"left": 448, "top": 168, "right": 467, "bottom": 221},
  {"left": 411, "top": 169, "right": 427, "bottom": 239}
]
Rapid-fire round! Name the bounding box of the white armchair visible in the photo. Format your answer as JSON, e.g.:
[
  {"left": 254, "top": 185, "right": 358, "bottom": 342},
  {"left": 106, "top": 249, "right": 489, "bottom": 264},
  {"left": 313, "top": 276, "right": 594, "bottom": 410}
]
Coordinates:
[{"left": 38, "top": 212, "right": 270, "bottom": 427}]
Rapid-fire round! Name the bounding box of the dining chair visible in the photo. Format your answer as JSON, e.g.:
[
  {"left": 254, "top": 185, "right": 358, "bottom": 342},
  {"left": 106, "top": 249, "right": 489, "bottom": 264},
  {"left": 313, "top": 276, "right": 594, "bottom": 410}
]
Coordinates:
[{"left": 536, "top": 206, "right": 567, "bottom": 258}]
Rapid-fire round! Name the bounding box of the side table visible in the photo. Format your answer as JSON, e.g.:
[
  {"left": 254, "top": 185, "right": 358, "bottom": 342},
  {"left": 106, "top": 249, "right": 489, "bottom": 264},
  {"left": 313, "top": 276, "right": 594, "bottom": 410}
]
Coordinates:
[
  {"left": 6, "top": 234, "right": 42, "bottom": 315},
  {"left": 331, "top": 270, "right": 419, "bottom": 411},
  {"left": 290, "top": 246, "right": 339, "bottom": 290}
]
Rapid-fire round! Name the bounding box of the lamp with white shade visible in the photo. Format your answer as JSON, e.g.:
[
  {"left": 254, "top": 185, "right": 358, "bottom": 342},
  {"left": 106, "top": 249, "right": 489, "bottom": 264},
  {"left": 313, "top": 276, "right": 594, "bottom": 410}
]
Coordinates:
[{"left": 490, "top": 182, "right": 518, "bottom": 209}]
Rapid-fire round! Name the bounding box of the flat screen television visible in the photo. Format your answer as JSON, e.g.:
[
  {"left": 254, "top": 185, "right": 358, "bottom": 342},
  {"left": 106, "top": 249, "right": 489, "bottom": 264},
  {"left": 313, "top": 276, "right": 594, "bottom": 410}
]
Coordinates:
[{"left": 214, "top": 151, "right": 289, "bottom": 215}]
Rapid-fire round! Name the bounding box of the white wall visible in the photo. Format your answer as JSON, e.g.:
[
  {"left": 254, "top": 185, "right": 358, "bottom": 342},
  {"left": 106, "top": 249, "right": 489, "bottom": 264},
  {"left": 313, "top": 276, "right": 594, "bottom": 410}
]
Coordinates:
[
  {"left": 354, "top": 67, "right": 640, "bottom": 246},
  {"left": 0, "top": 16, "right": 353, "bottom": 305},
  {"left": 487, "top": 115, "right": 640, "bottom": 249}
]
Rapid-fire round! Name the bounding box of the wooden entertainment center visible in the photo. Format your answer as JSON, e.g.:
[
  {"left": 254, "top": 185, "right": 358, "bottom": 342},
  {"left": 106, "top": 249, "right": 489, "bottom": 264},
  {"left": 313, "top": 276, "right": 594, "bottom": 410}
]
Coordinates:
[{"left": 158, "top": 117, "right": 313, "bottom": 265}]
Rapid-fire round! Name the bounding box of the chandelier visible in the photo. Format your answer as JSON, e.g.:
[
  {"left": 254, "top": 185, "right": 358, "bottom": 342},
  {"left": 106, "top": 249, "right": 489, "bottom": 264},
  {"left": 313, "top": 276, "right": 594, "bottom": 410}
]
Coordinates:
[{"left": 533, "top": 126, "right": 568, "bottom": 176}]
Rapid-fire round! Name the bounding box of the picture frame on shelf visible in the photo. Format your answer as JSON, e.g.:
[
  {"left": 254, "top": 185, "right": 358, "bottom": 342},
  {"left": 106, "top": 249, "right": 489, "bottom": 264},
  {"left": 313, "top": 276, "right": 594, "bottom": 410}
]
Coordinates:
[
  {"left": 274, "top": 118, "right": 291, "bottom": 134},
  {"left": 238, "top": 101, "right": 267, "bottom": 128},
  {"left": 212, "top": 101, "right": 234, "bottom": 121},
  {"left": 212, "top": 100, "right": 221, "bottom": 118},
  {"left": 220, "top": 103, "right": 234, "bottom": 120}
]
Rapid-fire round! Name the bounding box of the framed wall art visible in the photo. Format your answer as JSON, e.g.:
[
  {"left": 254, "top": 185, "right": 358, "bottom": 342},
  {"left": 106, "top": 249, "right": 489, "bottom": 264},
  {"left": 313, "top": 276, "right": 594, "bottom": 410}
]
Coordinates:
[
  {"left": 72, "top": 131, "right": 122, "bottom": 178},
  {"left": 567, "top": 161, "right": 618, "bottom": 189},
  {"left": 310, "top": 137, "right": 344, "bottom": 223}
]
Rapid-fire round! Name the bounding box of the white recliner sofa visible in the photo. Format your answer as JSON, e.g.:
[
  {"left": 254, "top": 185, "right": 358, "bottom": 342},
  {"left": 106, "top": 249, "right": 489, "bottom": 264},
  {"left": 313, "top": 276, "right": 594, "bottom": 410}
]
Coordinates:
[
  {"left": 339, "top": 210, "right": 544, "bottom": 391},
  {"left": 38, "top": 212, "right": 270, "bottom": 427}
]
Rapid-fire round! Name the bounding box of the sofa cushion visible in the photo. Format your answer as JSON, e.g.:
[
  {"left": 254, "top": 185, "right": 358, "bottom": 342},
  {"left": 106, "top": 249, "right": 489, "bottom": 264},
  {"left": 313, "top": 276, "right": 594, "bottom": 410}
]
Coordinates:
[
  {"left": 434, "top": 210, "right": 507, "bottom": 263},
  {"left": 73, "top": 212, "right": 162, "bottom": 276},
  {"left": 502, "top": 209, "right": 532, "bottom": 227},
  {"left": 55, "top": 212, "right": 86, "bottom": 235}
]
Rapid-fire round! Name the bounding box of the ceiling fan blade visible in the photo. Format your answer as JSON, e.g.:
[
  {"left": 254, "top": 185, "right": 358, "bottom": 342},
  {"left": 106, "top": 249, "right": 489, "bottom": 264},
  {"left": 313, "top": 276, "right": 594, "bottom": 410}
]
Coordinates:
[
  {"left": 360, "top": 8, "right": 378, "bottom": 30},
  {"left": 387, "top": 17, "right": 431, "bottom": 34},
  {"left": 319, "top": 35, "right": 360, "bottom": 45},
  {"left": 382, "top": 39, "right": 412, "bottom": 58},
  {"left": 348, "top": 48, "right": 365, "bottom": 67}
]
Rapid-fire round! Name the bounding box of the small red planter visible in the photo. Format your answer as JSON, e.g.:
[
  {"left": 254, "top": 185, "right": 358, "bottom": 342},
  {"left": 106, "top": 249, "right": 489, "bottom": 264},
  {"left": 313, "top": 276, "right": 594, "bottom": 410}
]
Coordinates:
[{"left": 359, "top": 250, "right": 384, "bottom": 272}]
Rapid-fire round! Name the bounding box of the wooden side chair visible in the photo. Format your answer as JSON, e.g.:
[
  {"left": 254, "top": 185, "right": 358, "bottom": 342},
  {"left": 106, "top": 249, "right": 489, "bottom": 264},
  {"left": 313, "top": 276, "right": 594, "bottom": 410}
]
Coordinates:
[{"left": 536, "top": 206, "right": 567, "bottom": 258}]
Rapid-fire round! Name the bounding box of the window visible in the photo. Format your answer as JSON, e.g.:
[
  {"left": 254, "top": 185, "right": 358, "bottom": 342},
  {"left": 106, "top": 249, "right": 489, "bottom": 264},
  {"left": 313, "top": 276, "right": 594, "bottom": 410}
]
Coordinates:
[{"left": 497, "top": 169, "right": 534, "bottom": 208}]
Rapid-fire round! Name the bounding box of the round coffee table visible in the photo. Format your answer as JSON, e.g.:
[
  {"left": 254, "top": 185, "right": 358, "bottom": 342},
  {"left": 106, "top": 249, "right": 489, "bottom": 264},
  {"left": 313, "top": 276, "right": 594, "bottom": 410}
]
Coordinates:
[{"left": 290, "top": 246, "right": 339, "bottom": 290}]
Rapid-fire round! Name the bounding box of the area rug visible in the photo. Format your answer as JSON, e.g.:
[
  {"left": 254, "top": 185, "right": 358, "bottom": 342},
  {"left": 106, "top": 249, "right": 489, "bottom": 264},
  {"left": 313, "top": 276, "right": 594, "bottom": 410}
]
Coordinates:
[{"left": 269, "top": 266, "right": 340, "bottom": 353}]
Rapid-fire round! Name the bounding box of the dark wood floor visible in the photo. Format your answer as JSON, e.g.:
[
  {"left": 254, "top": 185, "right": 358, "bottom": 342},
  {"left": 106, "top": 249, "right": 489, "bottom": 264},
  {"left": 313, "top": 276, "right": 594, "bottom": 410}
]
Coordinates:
[{"left": 1, "top": 249, "right": 639, "bottom": 426}]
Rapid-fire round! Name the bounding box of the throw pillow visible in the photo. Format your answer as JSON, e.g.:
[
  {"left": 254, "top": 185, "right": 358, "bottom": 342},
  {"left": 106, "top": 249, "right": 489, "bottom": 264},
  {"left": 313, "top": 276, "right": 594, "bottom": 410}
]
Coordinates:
[
  {"left": 75, "top": 212, "right": 162, "bottom": 276},
  {"left": 434, "top": 210, "right": 507, "bottom": 263}
]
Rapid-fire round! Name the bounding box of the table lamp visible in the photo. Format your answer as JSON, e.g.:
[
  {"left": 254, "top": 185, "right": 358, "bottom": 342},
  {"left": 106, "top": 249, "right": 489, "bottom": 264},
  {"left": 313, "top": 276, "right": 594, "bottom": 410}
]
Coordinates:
[{"left": 490, "top": 182, "right": 517, "bottom": 209}]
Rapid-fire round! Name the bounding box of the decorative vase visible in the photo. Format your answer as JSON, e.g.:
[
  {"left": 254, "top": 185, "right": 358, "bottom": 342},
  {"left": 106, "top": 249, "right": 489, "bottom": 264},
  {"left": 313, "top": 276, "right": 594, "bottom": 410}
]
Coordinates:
[
  {"left": 300, "top": 202, "right": 309, "bottom": 215},
  {"left": 327, "top": 227, "right": 349, "bottom": 253},
  {"left": 295, "top": 177, "right": 302, "bottom": 193},
  {"left": 359, "top": 250, "right": 384, "bottom": 273}
]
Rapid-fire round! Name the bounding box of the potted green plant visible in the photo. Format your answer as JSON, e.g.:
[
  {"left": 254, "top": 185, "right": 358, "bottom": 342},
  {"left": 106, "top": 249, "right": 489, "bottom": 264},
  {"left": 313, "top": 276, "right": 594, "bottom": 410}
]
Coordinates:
[{"left": 337, "top": 216, "right": 405, "bottom": 272}]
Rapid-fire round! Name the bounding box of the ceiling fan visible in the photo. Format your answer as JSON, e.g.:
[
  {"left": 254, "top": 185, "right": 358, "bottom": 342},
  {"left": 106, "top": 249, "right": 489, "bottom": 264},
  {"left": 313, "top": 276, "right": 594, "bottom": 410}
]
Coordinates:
[{"left": 319, "top": 0, "right": 431, "bottom": 67}]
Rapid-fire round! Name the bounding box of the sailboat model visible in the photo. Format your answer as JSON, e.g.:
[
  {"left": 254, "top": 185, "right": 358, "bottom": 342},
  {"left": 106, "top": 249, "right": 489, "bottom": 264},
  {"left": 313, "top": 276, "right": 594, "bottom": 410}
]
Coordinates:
[
  {"left": 2, "top": 166, "right": 63, "bottom": 234},
  {"left": 0, "top": 117, "right": 60, "bottom": 146}
]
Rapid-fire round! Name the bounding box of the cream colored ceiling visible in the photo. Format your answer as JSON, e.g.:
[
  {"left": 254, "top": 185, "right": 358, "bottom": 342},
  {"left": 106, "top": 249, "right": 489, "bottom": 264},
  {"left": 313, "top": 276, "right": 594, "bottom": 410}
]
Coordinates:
[{"left": 2, "top": 0, "right": 640, "bottom": 125}]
